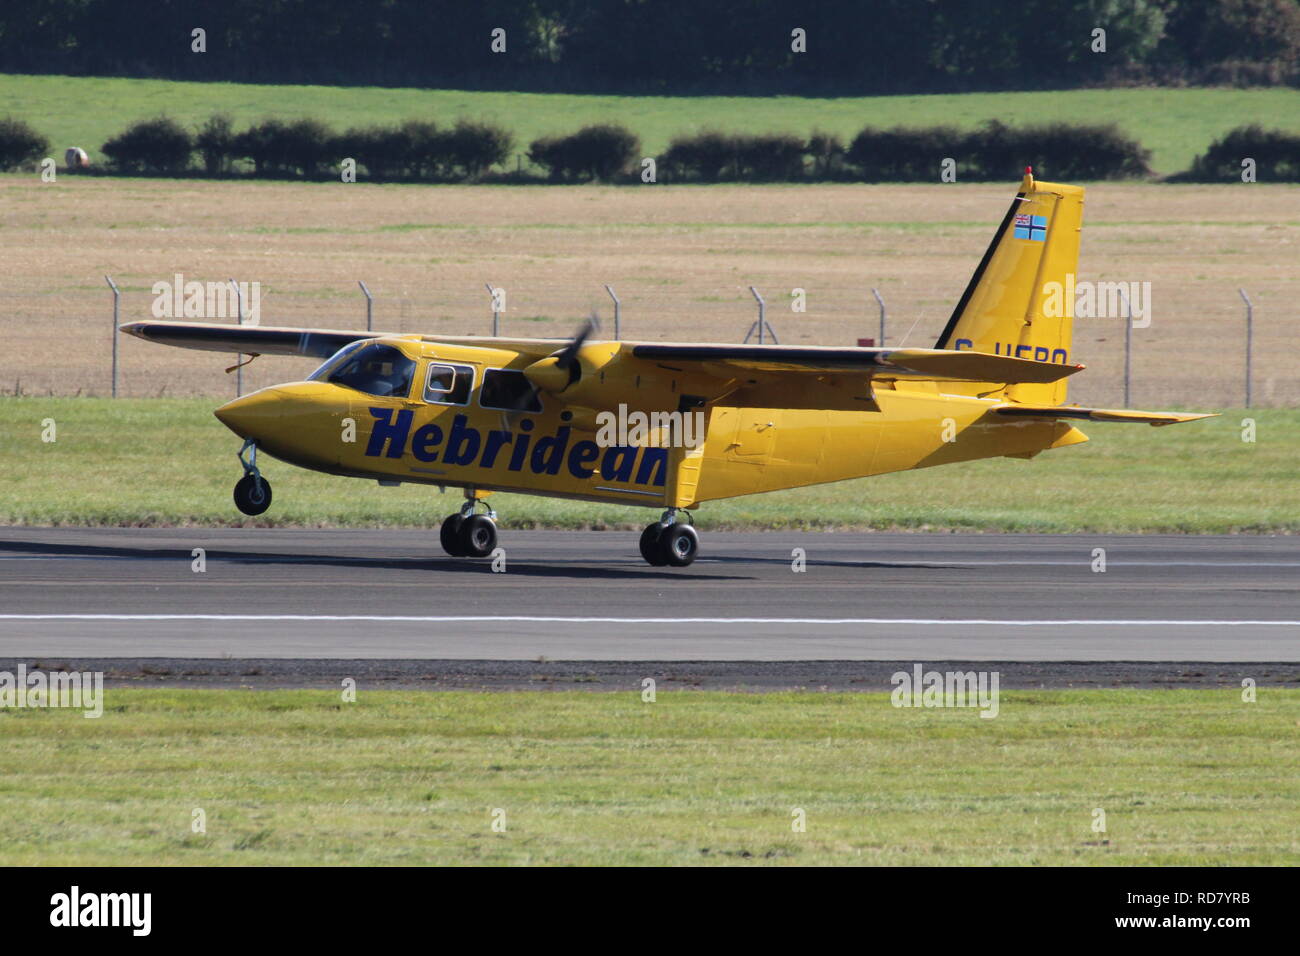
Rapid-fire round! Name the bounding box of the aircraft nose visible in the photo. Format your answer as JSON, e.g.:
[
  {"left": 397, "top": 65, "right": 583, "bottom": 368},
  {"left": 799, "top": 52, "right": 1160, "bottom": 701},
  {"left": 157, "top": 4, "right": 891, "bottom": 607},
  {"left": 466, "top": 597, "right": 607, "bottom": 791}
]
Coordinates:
[{"left": 214, "top": 388, "right": 284, "bottom": 439}]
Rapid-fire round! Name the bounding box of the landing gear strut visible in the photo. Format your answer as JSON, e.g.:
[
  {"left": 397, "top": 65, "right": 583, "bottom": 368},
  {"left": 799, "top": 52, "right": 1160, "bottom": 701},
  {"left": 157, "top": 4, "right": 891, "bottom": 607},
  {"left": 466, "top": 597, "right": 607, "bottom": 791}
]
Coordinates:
[
  {"left": 233, "top": 438, "right": 272, "bottom": 515},
  {"left": 440, "top": 494, "right": 498, "bottom": 558},
  {"left": 639, "top": 509, "right": 699, "bottom": 567}
]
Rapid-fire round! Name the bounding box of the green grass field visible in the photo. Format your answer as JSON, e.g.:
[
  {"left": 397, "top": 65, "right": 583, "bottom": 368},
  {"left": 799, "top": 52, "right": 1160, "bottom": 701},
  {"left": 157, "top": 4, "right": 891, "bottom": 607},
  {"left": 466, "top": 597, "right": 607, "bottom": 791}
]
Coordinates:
[
  {"left": 11, "top": 74, "right": 1299, "bottom": 176},
  {"left": 2, "top": 398, "right": 1295, "bottom": 533},
  {"left": 0, "top": 688, "right": 1294, "bottom": 865}
]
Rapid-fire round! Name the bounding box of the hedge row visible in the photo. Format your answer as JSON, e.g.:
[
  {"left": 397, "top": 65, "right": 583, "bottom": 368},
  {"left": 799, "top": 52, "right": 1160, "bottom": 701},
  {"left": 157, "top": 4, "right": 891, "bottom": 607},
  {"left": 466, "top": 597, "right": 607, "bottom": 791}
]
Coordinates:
[
  {"left": 99, "top": 115, "right": 516, "bottom": 180},
  {"left": 3, "top": 114, "right": 1299, "bottom": 183}
]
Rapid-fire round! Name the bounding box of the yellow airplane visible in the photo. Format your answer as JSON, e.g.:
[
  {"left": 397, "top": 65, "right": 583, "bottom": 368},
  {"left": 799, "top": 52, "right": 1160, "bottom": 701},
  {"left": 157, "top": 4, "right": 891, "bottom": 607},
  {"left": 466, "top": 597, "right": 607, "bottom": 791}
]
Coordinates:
[{"left": 122, "top": 170, "right": 1213, "bottom": 567}]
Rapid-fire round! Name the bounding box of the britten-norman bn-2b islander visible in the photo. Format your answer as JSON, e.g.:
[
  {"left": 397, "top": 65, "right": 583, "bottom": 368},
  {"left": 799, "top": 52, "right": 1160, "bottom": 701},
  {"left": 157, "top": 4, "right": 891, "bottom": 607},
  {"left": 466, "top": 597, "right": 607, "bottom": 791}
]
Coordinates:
[{"left": 123, "top": 170, "right": 1212, "bottom": 567}]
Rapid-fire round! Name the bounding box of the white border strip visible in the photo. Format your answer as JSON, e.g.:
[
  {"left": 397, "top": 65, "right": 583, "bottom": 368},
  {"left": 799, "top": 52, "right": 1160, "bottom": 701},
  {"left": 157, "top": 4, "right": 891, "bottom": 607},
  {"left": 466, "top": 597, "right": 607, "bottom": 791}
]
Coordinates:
[{"left": 0, "top": 614, "right": 1297, "bottom": 626}]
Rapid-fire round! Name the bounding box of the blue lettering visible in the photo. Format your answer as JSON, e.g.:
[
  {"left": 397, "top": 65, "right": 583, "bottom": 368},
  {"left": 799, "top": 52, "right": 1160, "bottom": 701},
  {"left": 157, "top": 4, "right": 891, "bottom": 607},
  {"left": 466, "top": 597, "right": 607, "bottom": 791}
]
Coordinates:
[
  {"left": 1051, "top": 348, "right": 1068, "bottom": 364},
  {"left": 1015, "top": 345, "right": 1032, "bottom": 359},
  {"left": 1033, "top": 346, "right": 1049, "bottom": 362},
  {"left": 480, "top": 429, "right": 512, "bottom": 468},
  {"left": 636, "top": 448, "right": 668, "bottom": 487},
  {"left": 366, "top": 407, "right": 412, "bottom": 459},
  {"left": 567, "top": 440, "right": 600, "bottom": 479},
  {"left": 444, "top": 414, "right": 480, "bottom": 466},
  {"left": 508, "top": 420, "right": 534, "bottom": 472},
  {"left": 530, "top": 427, "right": 570, "bottom": 476},
  {"left": 410, "top": 424, "right": 443, "bottom": 462},
  {"left": 955, "top": 338, "right": 973, "bottom": 350},
  {"left": 600, "top": 447, "right": 636, "bottom": 482}
]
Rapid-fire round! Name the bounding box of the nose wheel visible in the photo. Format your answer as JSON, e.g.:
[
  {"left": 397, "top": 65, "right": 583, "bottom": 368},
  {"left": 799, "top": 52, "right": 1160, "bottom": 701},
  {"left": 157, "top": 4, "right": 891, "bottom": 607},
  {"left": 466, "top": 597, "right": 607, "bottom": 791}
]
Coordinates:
[
  {"left": 233, "top": 439, "right": 272, "bottom": 516},
  {"left": 639, "top": 510, "right": 699, "bottom": 567},
  {"left": 440, "top": 497, "right": 498, "bottom": 558}
]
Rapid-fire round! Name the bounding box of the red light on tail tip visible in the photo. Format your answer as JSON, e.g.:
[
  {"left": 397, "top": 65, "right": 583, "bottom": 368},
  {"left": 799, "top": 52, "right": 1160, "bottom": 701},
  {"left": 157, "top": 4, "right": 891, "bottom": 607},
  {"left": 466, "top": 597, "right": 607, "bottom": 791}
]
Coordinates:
[{"left": 1025, "top": 165, "right": 1033, "bottom": 175}]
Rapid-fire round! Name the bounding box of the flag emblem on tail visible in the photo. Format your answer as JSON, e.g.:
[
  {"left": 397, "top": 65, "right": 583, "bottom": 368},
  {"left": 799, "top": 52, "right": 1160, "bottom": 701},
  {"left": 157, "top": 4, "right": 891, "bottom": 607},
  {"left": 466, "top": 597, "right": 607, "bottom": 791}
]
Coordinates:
[{"left": 1014, "top": 213, "right": 1047, "bottom": 242}]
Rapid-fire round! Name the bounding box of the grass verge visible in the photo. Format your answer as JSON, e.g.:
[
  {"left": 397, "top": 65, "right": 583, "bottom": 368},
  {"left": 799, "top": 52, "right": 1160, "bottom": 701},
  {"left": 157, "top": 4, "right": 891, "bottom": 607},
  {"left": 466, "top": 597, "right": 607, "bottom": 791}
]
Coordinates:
[{"left": 0, "top": 687, "right": 1294, "bottom": 865}]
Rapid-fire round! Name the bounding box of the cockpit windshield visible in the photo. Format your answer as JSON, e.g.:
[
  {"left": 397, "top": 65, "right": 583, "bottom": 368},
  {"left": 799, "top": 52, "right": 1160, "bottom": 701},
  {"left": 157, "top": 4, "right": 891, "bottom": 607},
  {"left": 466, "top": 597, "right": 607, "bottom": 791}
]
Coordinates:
[{"left": 309, "top": 342, "right": 416, "bottom": 398}]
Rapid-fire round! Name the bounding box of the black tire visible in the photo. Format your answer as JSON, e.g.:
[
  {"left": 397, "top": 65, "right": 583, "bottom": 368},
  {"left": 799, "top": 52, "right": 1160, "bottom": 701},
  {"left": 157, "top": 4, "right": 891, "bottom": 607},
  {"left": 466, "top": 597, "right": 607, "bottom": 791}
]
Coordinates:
[
  {"left": 639, "top": 523, "right": 669, "bottom": 566},
  {"left": 660, "top": 523, "right": 699, "bottom": 567},
  {"left": 458, "top": 514, "right": 498, "bottom": 558},
  {"left": 440, "top": 514, "right": 467, "bottom": 557},
  {"left": 233, "top": 474, "right": 272, "bottom": 516}
]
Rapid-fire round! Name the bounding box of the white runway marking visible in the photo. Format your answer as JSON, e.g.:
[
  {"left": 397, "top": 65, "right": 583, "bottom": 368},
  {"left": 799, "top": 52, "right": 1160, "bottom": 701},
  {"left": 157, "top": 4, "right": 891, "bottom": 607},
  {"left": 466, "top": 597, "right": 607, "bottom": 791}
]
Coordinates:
[{"left": 1, "top": 614, "right": 1297, "bottom": 626}]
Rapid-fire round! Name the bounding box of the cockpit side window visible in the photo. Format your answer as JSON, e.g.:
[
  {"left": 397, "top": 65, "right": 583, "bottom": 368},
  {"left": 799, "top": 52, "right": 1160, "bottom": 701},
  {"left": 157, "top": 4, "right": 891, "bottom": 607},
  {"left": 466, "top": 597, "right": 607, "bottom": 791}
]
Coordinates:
[
  {"left": 423, "top": 363, "right": 474, "bottom": 405},
  {"left": 314, "top": 343, "right": 417, "bottom": 398},
  {"left": 480, "top": 368, "right": 543, "bottom": 413}
]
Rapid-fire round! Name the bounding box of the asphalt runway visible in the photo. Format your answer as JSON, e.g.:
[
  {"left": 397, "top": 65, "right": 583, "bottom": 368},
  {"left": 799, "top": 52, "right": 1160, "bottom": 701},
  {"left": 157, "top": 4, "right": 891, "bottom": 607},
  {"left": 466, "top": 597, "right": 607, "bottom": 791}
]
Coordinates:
[{"left": 0, "top": 527, "right": 1296, "bottom": 666}]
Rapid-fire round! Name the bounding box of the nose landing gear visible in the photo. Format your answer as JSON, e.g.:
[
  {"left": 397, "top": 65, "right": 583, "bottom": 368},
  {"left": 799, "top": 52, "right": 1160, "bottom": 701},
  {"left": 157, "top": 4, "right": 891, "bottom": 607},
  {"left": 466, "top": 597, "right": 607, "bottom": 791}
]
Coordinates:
[
  {"left": 233, "top": 438, "right": 273, "bottom": 516},
  {"left": 440, "top": 493, "right": 498, "bottom": 558},
  {"left": 639, "top": 509, "right": 699, "bottom": 567}
]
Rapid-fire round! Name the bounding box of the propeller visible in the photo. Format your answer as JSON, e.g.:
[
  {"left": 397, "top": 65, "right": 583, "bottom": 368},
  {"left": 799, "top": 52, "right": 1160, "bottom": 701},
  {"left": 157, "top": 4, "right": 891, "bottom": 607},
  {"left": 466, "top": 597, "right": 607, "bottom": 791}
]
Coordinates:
[{"left": 525, "top": 312, "right": 600, "bottom": 395}]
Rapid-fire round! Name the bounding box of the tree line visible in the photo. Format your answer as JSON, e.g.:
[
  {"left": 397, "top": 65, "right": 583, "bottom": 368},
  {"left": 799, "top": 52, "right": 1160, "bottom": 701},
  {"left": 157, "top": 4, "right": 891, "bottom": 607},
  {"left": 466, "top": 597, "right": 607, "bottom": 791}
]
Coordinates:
[{"left": 1, "top": 0, "right": 1298, "bottom": 94}]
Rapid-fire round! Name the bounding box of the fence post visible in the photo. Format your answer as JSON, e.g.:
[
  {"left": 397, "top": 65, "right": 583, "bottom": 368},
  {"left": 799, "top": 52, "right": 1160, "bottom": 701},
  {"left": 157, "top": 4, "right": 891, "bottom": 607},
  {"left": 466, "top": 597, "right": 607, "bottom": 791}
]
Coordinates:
[
  {"left": 1239, "top": 288, "right": 1253, "bottom": 408},
  {"left": 743, "top": 286, "right": 778, "bottom": 344},
  {"left": 358, "top": 280, "right": 373, "bottom": 332},
  {"left": 485, "top": 282, "right": 500, "bottom": 336},
  {"left": 104, "top": 275, "right": 120, "bottom": 398},
  {"left": 1118, "top": 286, "right": 1133, "bottom": 408},
  {"left": 872, "top": 287, "right": 886, "bottom": 347},
  {"left": 228, "top": 278, "right": 244, "bottom": 397},
  {"left": 604, "top": 284, "right": 621, "bottom": 340}
]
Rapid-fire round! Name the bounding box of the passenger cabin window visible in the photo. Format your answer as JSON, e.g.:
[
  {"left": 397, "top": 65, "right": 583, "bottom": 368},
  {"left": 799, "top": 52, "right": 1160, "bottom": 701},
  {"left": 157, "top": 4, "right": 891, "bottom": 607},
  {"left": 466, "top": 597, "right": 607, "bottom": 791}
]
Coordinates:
[
  {"left": 480, "top": 368, "right": 543, "bottom": 413},
  {"left": 315, "top": 343, "right": 416, "bottom": 398},
  {"left": 424, "top": 363, "right": 473, "bottom": 405}
]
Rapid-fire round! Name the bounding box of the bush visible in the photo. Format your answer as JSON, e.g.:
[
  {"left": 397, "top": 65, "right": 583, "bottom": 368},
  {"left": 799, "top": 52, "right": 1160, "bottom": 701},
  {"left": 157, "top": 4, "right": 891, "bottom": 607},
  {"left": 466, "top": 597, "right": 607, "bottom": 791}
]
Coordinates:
[
  {"left": 101, "top": 116, "right": 192, "bottom": 174},
  {"left": 734, "top": 133, "right": 805, "bottom": 180},
  {"left": 969, "top": 120, "right": 1152, "bottom": 181},
  {"left": 441, "top": 119, "right": 513, "bottom": 179},
  {"left": 806, "top": 130, "right": 845, "bottom": 178},
  {"left": 846, "top": 121, "right": 1152, "bottom": 182},
  {"left": 0, "top": 116, "right": 48, "bottom": 171},
  {"left": 398, "top": 120, "right": 441, "bottom": 179},
  {"left": 233, "top": 117, "right": 334, "bottom": 177},
  {"left": 1189, "top": 124, "right": 1300, "bottom": 182},
  {"left": 847, "top": 125, "right": 962, "bottom": 182},
  {"left": 334, "top": 124, "right": 414, "bottom": 180},
  {"left": 528, "top": 123, "right": 640, "bottom": 182},
  {"left": 195, "top": 113, "right": 235, "bottom": 175},
  {"left": 662, "top": 130, "right": 739, "bottom": 181}
]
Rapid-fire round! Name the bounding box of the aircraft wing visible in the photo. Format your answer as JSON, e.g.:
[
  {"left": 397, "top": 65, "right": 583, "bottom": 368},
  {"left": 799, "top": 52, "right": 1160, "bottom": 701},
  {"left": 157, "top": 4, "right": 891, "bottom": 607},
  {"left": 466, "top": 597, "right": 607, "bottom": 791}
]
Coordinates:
[
  {"left": 993, "top": 404, "right": 1217, "bottom": 426},
  {"left": 120, "top": 320, "right": 575, "bottom": 360},
  {"left": 631, "top": 344, "right": 1083, "bottom": 385},
  {"left": 119, "top": 321, "right": 377, "bottom": 358}
]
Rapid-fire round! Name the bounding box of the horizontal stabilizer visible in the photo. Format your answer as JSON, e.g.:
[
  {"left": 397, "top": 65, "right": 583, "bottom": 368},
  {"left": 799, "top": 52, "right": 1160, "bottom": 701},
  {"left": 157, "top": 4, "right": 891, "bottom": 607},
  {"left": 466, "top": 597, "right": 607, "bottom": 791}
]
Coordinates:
[{"left": 994, "top": 404, "right": 1217, "bottom": 426}]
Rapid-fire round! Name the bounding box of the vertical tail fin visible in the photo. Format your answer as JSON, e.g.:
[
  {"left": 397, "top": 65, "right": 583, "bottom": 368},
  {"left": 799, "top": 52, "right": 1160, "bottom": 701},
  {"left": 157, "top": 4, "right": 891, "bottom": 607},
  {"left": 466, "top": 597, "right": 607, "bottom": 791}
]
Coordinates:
[{"left": 933, "top": 169, "right": 1085, "bottom": 405}]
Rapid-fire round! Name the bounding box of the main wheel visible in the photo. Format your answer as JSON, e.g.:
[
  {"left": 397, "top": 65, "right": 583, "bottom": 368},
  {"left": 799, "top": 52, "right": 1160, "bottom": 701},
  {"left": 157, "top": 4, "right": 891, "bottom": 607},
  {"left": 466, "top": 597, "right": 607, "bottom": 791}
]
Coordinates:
[
  {"left": 457, "top": 514, "right": 498, "bottom": 558},
  {"left": 660, "top": 523, "right": 699, "bottom": 567},
  {"left": 440, "top": 514, "right": 467, "bottom": 557},
  {"left": 639, "top": 523, "right": 669, "bottom": 566},
  {"left": 233, "top": 474, "right": 272, "bottom": 515}
]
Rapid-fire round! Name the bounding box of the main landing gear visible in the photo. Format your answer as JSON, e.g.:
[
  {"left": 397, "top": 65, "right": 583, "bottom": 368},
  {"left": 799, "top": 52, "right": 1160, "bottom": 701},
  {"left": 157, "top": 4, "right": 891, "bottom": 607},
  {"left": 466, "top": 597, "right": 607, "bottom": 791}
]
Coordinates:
[
  {"left": 233, "top": 439, "right": 273, "bottom": 516},
  {"left": 639, "top": 509, "right": 699, "bottom": 568},
  {"left": 440, "top": 496, "right": 498, "bottom": 558}
]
